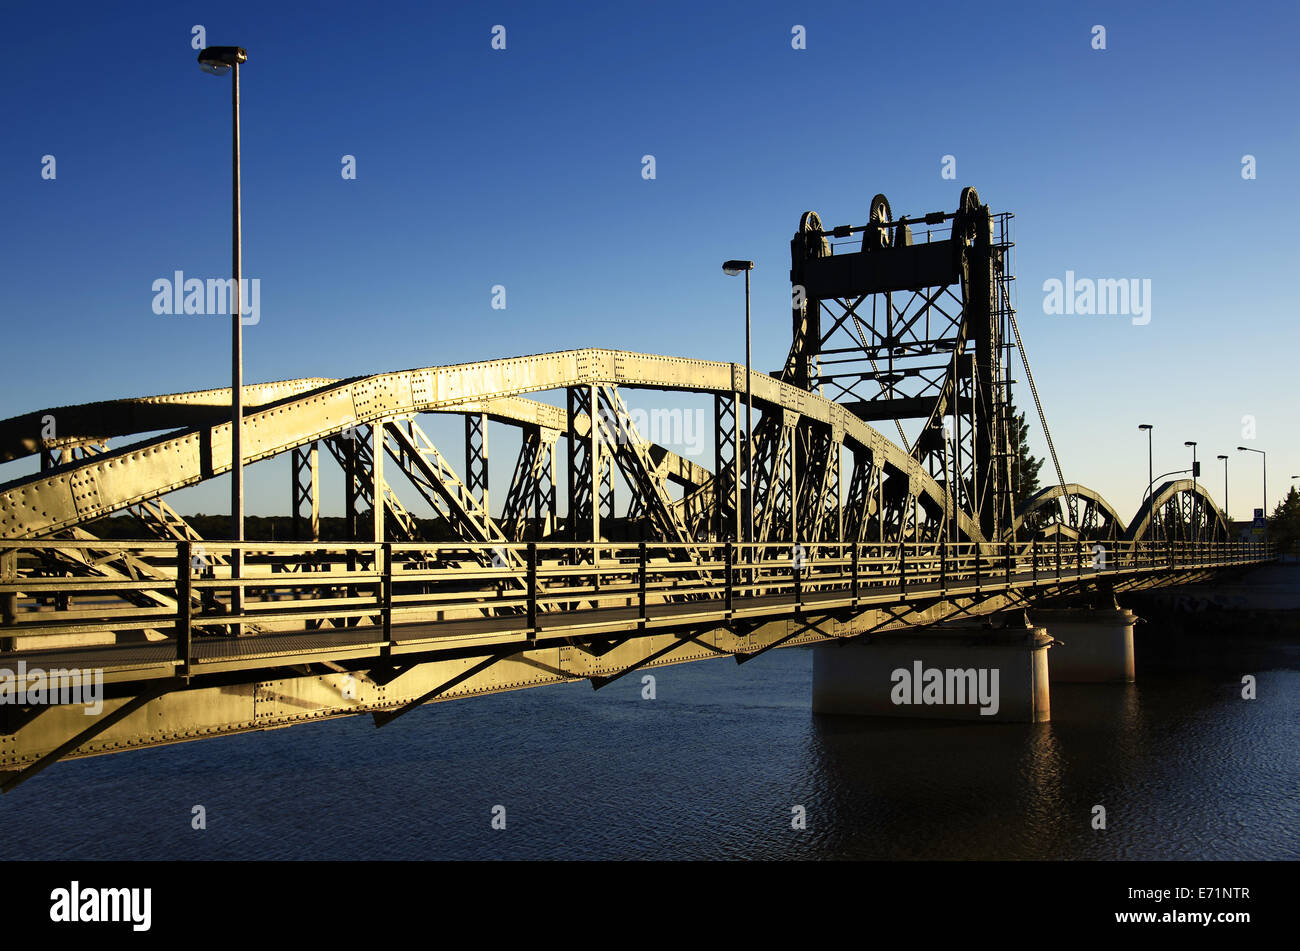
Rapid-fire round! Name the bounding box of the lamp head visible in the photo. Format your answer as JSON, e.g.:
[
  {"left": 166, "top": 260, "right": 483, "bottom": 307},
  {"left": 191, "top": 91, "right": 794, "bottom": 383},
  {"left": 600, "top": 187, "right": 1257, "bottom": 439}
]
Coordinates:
[
  {"left": 198, "top": 46, "right": 248, "bottom": 76},
  {"left": 722, "top": 260, "right": 754, "bottom": 276}
]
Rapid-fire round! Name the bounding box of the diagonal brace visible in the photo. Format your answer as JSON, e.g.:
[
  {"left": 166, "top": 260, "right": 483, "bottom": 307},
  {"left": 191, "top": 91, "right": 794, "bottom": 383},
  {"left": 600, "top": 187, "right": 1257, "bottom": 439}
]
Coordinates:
[
  {"left": 1, "top": 681, "right": 176, "bottom": 794},
  {"left": 372, "top": 653, "right": 513, "bottom": 728}
]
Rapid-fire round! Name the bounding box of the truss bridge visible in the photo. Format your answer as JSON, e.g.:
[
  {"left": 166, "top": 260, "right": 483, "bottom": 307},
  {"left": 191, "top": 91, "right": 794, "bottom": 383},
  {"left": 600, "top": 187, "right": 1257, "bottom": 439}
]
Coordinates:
[{"left": 0, "top": 188, "right": 1269, "bottom": 790}]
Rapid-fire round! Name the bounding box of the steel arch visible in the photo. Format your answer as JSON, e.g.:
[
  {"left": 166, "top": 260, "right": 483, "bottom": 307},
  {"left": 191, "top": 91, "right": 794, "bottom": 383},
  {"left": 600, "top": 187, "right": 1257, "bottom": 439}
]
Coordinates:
[
  {"left": 1010, "top": 483, "right": 1126, "bottom": 541},
  {"left": 0, "top": 348, "right": 982, "bottom": 544},
  {"left": 1124, "top": 479, "right": 1229, "bottom": 543}
]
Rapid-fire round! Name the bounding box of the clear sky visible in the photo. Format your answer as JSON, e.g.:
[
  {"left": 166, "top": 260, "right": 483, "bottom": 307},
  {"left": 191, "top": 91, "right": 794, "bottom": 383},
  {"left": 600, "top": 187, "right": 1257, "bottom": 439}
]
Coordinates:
[{"left": 2, "top": 0, "right": 1296, "bottom": 524}]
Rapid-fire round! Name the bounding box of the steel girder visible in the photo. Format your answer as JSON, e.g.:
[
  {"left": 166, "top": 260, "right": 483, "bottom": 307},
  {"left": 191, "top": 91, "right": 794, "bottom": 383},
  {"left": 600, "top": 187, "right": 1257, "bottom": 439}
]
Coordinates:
[
  {"left": 377, "top": 417, "right": 528, "bottom": 616},
  {"left": 1124, "top": 479, "right": 1230, "bottom": 543},
  {"left": 566, "top": 385, "right": 613, "bottom": 543},
  {"left": 0, "top": 378, "right": 338, "bottom": 464},
  {"left": 593, "top": 385, "right": 695, "bottom": 548},
  {"left": 794, "top": 422, "right": 842, "bottom": 543},
  {"left": 0, "top": 349, "right": 978, "bottom": 546},
  {"left": 709, "top": 393, "right": 740, "bottom": 541},
  {"left": 752, "top": 411, "right": 797, "bottom": 544},
  {"left": 291, "top": 443, "right": 320, "bottom": 542},
  {"left": 1011, "top": 483, "right": 1126, "bottom": 542},
  {"left": 382, "top": 417, "right": 512, "bottom": 553},
  {"left": 464, "top": 413, "right": 489, "bottom": 516},
  {"left": 322, "top": 425, "right": 420, "bottom": 544},
  {"left": 500, "top": 425, "right": 558, "bottom": 542},
  {"left": 39, "top": 439, "right": 108, "bottom": 472},
  {"left": 788, "top": 188, "right": 1014, "bottom": 542}
]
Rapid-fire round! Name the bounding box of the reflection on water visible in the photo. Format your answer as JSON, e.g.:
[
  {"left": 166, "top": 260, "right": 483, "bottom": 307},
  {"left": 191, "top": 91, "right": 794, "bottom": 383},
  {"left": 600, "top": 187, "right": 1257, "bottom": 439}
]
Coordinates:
[
  {"left": 801, "top": 639, "right": 1298, "bottom": 860},
  {"left": 0, "top": 632, "right": 1295, "bottom": 860}
]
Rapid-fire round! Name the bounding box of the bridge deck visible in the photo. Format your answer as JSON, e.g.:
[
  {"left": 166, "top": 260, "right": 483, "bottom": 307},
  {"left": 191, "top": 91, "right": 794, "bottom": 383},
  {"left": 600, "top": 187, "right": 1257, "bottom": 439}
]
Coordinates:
[{"left": 1, "top": 555, "right": 1248, "bottom": 689}]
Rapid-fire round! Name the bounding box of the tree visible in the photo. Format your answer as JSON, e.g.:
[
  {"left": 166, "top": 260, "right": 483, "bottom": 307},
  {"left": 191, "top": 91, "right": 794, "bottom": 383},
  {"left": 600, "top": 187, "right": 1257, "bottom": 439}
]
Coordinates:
[
  {"left": 1268, "top": 485, "right": 1300, "bottom": 555},
  {"left": 1008, "top": 398, "right": 1044, "bottom": 506}
]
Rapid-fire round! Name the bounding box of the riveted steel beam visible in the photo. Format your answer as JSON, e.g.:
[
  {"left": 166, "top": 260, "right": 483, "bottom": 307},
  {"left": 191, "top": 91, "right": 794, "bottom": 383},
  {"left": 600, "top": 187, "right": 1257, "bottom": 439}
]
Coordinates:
[
  {"left": 594, "top": 386, "right": 695, "bottom": 550},
  {"left": 567, "top": 385, "right": 613, "bottom": 544},
  {"left": 383, "top": 417, "right": 511, "bottom": 552},
  {"left": 0, "top": 349, "right": 981, "bottom": 544},
  {"left": 323, "top": 426, "right": 422, "bottom": 544},
  {"left": 501, "top": 425, "right": 558, "bottom": 542}
]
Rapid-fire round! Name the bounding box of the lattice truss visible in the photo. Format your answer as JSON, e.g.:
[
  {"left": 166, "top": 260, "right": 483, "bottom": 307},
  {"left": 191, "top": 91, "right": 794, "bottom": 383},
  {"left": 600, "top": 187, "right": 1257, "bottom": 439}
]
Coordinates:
[
  {"left": 7, "top": 189, "right": 1178, "bottom": 610},
  {"left": 1013, "top": 484, "right": 1126, "bottom": 542},
  {"left": 785, "top": 188, "right": 1017, "bottom": 543},
  {"left": 0, "top": 354, "right": 977, "bottom": 591},
  {"left": 1130, "top": 481, "right": 1229, "bottom": 543}
]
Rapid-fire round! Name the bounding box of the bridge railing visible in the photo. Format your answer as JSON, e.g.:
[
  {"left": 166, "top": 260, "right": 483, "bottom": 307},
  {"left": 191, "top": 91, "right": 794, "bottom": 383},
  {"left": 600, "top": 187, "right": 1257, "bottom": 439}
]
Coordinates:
[{"left": 0, "top": 537, "right": 1274, "bottom": 663}]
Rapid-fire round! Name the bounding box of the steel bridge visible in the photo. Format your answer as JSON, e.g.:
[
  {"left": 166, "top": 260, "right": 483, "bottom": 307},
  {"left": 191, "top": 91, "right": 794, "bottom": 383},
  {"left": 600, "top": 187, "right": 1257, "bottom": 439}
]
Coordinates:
[{"left": 0, "top": 188, "right": 1270, "bottom": 790}]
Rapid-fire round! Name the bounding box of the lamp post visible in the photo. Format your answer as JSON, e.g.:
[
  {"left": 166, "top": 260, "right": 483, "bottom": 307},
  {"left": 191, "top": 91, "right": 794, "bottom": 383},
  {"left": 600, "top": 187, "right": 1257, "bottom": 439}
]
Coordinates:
[
  {"left": 1217, "top": 454, "right": 1228, "bottom": 522},
  {"left": 198, "top": 45, "right": 249, "bottom": 626},
  {"left": 723, "top": 260, "right": 754, "bottom": 549},
  {"left": 1138, "top": 424, "right": 1154, "bottom": 537},
  {"left": 1145, "top": 468, "right": 1192, "bottom": 542},
  {"left": 1139, "top": 424, "right": 1154, "bottom": 500},
  {"left": 1237, "top": 446, "right": 1266, "bottom": 520},
  {"left": 1184, "top": 441, "right": 1198, "bottom": 541}
]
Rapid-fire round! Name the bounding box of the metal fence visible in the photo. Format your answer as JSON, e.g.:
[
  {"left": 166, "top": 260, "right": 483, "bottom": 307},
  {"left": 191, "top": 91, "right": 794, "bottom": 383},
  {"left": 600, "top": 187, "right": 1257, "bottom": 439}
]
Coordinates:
[{"left": 0, "top": 538, "right": 1273, "bottom": 668}]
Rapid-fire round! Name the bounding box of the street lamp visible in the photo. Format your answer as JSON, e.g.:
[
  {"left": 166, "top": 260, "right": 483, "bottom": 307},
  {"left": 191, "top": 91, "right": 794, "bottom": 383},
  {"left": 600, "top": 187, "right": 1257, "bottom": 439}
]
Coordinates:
[
  {"left": 1237, "top": 446, "right": 1266, "bottom": 520},
  {"left": 198, "top": 44, "right": 249, "bottom": 628},
  {"left": 1138, "top": 424, "right": 1154, "bottom": 536},
  {"left": 1138, "top": 424, "right": 1154, "bottom": 496},
  {"left": 1217, "top": 454, "right": 1228, "bottom": 522},
  {"left": 1184, "top": 441, "right": 1198, "bottom": 541},
  {"left": 723, "top": 260, "right": 754, "bottom": 548},
  {"left": 1146, "top": 468, "right": 1192, "bottom": 542}
]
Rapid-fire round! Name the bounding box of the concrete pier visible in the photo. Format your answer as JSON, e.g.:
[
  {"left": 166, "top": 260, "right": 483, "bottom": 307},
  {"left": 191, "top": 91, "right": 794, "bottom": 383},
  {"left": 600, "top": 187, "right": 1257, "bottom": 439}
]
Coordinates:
[
  {"left": 812, "top": 627, "right": 1053, "bottom": 722},
  {"left": 1033, "top": 607, "right": 1136, "bottom": 683}
]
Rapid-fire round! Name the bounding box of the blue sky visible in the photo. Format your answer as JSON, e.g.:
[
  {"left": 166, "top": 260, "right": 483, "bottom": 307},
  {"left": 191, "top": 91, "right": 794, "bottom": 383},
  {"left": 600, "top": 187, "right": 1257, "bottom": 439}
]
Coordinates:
[{"left": 2, "top": 0, "right": 1296, "bottom": 523}]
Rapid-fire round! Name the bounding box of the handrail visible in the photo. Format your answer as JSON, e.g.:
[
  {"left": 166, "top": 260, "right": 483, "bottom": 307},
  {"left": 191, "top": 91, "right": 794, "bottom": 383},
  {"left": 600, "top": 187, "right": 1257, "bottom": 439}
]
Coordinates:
[{"left": 0, "top": 539, "right": 1275, "bottom": 661}]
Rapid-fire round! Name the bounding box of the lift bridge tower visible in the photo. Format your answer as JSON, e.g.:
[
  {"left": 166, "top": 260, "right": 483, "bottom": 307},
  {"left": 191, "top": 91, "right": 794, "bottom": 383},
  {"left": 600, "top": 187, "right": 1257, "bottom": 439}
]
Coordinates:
[{"left": 784, "top": 187, "right": 1020, "bottom": 544}]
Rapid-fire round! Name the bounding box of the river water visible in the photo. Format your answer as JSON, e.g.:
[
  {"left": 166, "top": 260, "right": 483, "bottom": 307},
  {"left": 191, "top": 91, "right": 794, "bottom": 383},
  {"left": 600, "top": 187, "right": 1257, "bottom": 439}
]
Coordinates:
[{"left": 1, "top": 627, "right": 1295, "bottom": 860}]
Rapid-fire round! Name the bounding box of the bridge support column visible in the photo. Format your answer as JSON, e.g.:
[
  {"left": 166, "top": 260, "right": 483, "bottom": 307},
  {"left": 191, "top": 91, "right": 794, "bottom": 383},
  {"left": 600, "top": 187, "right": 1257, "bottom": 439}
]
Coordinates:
[
  {"left": 1032, "top": 606, "right": 1137, "bottom": 683},
  {"left": 812, "top": 627, "right": 1052, "bottom": 722}
]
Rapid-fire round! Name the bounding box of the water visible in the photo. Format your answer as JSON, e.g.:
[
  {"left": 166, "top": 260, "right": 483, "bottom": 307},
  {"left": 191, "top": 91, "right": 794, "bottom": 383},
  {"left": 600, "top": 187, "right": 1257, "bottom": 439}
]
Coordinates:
[{"left": 1, "top": 631, "right": 1296, "bottom": 860}]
